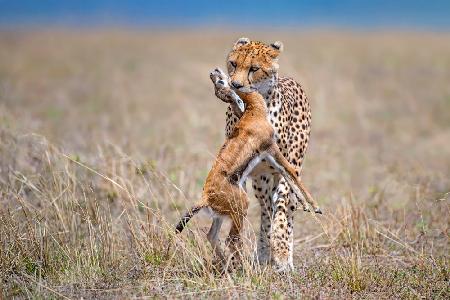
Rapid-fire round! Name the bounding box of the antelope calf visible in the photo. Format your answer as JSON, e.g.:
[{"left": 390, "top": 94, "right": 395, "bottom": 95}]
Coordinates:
[{"left": 175, "top": 68, "right": 320, "bottom": 270}]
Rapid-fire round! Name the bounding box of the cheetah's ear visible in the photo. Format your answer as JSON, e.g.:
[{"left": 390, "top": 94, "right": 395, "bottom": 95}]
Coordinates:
[
  {"left": 233, "top": 37, "right": 250, "bottom": 50},
  {"left": 270, "top": 41, "right": 284, "bottom": 52}
]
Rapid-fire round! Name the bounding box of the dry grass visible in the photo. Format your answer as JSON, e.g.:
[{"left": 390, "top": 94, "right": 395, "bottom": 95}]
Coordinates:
[{"left": 0, "top": 30, "right": 449, "bottom": 299}]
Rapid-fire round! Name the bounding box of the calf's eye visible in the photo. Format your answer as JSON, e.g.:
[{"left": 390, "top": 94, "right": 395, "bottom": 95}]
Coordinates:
[
  {"left": 250, "top": 66, "right": 260, "bottom": 72},
  {"left": 230, "top": 61, "right": 237, "bottom": 68}
]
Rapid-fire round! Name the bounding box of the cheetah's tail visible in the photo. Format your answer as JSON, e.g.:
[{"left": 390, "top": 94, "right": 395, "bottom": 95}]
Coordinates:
[{"left": 175, "top": 204, "right": 207, "bottom": 234}]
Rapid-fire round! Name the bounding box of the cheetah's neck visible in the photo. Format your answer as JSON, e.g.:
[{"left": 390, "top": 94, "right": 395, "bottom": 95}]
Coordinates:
[{"left": 257, "top": 73, "right": 280, "bottom": 103}]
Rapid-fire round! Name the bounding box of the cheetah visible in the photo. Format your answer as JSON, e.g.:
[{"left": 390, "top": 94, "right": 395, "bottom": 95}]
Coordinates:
[
  {"left": 175, "top": 68, "right": 319, "bottom": 271},
  {"left": 220, "top": 37, "right": 316, "bottom": 271}
]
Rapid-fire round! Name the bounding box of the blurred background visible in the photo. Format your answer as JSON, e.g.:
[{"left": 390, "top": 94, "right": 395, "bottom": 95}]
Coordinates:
[
  {"left": 0, "top": 1, "right": 449, "bottom": 298},
  {"left": 2, "top": 0, "right": 450, "bottom": 29}
]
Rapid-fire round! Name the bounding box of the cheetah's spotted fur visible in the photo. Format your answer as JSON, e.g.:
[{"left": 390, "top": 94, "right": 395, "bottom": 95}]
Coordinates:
[{"left": 223, "top": 37, "right": 313, "bottom": 271}]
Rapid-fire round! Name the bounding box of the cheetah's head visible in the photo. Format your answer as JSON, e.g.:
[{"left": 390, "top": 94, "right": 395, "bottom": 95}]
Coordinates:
[{"left": 227, "top": 37, "right": 283, "bottom": 93}]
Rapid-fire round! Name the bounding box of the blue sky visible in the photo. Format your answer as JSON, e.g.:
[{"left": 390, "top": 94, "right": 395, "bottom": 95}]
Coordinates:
[{"left": 1, "top": 0, "right": 449, "bottom": 30}]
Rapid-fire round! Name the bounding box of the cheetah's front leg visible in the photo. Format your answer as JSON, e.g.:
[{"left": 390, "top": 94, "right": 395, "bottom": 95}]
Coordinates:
[
  {"left": 253, "top": 176, "right": 274, "bottom": 265},
  {"left": 271, "top": 177, "right": 295, "bottom": 272}
]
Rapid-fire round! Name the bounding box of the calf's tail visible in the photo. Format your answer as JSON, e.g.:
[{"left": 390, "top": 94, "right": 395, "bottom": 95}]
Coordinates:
[{"left": 175, "top": 204, "right": 206, "bottom": 233}]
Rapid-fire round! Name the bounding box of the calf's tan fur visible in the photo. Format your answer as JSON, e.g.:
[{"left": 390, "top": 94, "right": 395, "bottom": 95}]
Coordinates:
[{"left": 175, "top": 68, "right": 320, "bottom": 268}]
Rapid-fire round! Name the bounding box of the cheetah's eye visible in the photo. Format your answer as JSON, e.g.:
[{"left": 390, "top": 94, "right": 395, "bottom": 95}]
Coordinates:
[
  {"left": 230, "top": 61, "right": 237, "bottom": 68},
  {"left": 250, "top": 66, "right": 260, "bottom": 72}
]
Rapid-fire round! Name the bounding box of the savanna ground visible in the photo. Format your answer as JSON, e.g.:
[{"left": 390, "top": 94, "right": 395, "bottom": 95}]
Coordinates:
[{"left": 0, "top": 30, "right": 449, "bottom": 299}]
